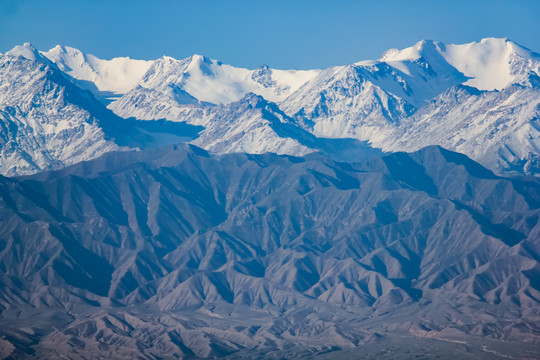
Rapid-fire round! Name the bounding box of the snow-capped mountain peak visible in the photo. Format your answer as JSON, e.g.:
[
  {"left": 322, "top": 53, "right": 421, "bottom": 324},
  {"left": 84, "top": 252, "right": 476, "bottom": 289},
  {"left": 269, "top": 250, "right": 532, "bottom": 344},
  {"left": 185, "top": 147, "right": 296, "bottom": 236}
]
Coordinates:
[
  {"left": 2, "top": 38, "right": 540, "bottom": 177},
  {"left": 183, "top": 54, "right": 227, "bottom": 79},
  {"left": 5, "top": 43, "right": 320, "bottom": 108},
  {"left": 444, "top": 37, "right": 540, "bottom": 90},
  {"left": 132, "top": 53, "right": 320, "bottom": 105},
  {"left": 6, "top": 42, "right": 46, "bottom": 62},
  {"left": 379, "top": 39, "right": 439, "bottom": 62},
  {"left": 41, "top": 44, "right": 153, "bottom": 103},
  {"left": 189, "top": 53, "right": 217, "bottom": 67},
  {"left": 381, "top": 37, "right": 540, "bottom": 91}
]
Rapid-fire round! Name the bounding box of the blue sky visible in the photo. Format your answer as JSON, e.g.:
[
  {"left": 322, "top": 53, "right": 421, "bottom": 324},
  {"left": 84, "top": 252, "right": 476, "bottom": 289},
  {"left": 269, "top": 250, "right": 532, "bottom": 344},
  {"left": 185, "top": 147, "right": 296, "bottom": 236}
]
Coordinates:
[{"left": 1, "top": 0, "right": 539, "bottom": 69}]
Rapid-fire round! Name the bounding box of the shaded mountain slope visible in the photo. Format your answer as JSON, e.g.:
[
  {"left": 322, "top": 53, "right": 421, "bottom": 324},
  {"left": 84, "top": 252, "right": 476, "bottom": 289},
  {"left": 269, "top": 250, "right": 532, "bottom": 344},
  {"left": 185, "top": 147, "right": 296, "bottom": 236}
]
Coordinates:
[
  {"left": 0, "top": 145, "right": 539, "bottom": 358},
  {"left": 380, "top": 84, "right": 540, "bottom": 175}
]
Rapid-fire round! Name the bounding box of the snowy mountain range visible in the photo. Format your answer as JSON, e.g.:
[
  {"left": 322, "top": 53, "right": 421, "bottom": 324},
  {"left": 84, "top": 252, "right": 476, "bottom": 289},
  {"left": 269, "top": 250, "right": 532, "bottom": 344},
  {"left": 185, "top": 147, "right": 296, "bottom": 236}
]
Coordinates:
[
  {"left": 1, "top": 37, "right": 539, "bottom": 176},
  {"left": 1, "top": 38, "right": 540, "bottom": 358}
]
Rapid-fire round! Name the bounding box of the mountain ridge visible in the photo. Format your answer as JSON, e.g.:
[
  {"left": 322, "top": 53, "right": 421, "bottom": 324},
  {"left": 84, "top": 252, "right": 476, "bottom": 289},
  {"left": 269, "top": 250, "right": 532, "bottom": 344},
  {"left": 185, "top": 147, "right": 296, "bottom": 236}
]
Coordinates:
[
  {"left": 0, "top": 144, "right": 539, "bottom": 358},
  {"left": 2, "top": 37, "right": 540, "bottom": 177}
]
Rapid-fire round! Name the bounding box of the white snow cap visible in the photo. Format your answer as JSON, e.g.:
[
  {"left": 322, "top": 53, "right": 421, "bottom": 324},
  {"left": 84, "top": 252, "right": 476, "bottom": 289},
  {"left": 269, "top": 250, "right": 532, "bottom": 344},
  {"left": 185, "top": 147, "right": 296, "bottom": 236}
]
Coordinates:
[
  {"left": 6, "top": 42, "right": 43, "bottom": 61},
  {"left": 42, "top": 44, "right": 154, "bottom": 97},
  {"left": 380, "top": 37, "right": 540, "bottom": 91}
]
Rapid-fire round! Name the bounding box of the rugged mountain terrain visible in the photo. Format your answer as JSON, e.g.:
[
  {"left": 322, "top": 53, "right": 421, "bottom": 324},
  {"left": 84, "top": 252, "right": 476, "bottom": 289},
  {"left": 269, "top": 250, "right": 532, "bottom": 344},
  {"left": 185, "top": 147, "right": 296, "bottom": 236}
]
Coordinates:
[
  {"left": 0, "top": 144, "right": 538, "bottom": 359},
  {"left": 280, "top": 38, "right": 540, "bottom": 174},
  {"left": 0, "top": 47, "right": 127, "bottom": 176},
  {"left": 1, "top": 38, "right": 539, "bottom": 176},
  {"left": 0, "top": 47, "right": 209, "bottom": 177},
  {"left": 0, "top": 44, "right": 378, "bottom": 176},
  {"left": 1, "top": 38, "right": 540, "bottom": 359},
  {"left": 385, "top": 84, "right": 540, "bottom": 174},
  {"left": 42, "top": 45, "right": 319, "bottom": 106},
  {"left": 108, "top": 38, "right": 540, "bottom": 176},
  {"left": 41, "top": 44, "right": 153, "bottom": 104},
  {"left": 111, "top": 91, "right": 383, "bottom": 161}
]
